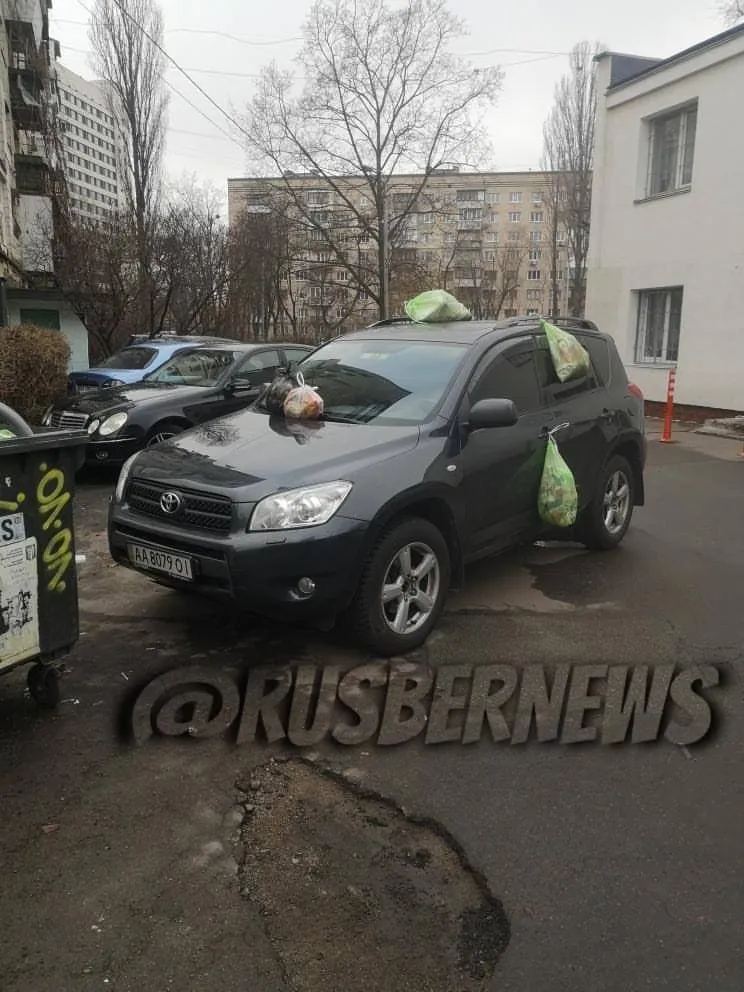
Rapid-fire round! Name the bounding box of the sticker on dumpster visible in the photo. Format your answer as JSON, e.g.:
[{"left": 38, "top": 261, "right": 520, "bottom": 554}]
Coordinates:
[
  {"left": 0, "top": 512, "right": 26, "bottom": 546},
  {"left": 0, "top": 537, "right": 40, "bottom": 671}
]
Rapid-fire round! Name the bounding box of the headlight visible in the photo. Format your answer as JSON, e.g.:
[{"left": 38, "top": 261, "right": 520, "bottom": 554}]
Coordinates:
[
  {"left": 114, "top": 452, "right": 139, "bottom": 502},
  {"left": 41, "top": 405, "right": 53, "bottom": 426},
  {"left": 249, "top": 481, "right": 352, "bottom": 531},
  {"left": 98, "top": 412, "right": 128, "bottom": 436},
  {"left": 104, "top": 379, "right": 125, "bottom": 387},
  {"left": 87, "top": 418, "right": 100, "bottom": 435}
]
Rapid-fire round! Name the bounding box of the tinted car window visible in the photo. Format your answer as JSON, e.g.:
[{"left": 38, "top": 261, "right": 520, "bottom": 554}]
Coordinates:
[
  {"left": 233, "top": 349, "right": 281, "bottom": 386},
  {"left": 470, "top": 341, "right": 543, "bottom": 414},
  {"left": 100, "top": 347, "right": 157, "bottom": 370},
  {"left": 145, "top": 349, "right": 237, "bottom": 386},
  {"left": 284, "top": 347, "right": 312, "bottom": 365},
  {"left": 575, "top": 334, "right": 610, "bottom": 385},
  {"left": 535, "top": 333, "right": 600, "bottom": 399},
  {"left": 298, "top": 339, "right": 469, "bottom": 424}
]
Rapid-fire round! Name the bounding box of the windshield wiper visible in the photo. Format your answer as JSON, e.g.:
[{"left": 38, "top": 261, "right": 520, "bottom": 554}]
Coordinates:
[{"left": 322, "top": 413, "right": 359, "bottom": 424}]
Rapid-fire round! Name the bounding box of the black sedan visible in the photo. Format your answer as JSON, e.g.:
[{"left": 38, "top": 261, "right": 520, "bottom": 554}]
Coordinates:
[{"left": 43, "top": 341, "right": 313, "bottom": 467}]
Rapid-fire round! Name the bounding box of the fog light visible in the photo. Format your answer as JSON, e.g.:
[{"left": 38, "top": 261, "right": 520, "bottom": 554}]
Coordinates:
[
  {"left": 297, "top": 577, "right": 315, "bottom": 595},
  {"left": 95, "top": 450, "right": 109, "bottom": 460}
]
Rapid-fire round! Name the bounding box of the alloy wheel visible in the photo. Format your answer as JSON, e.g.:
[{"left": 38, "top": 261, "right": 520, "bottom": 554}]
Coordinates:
[
  {"left": 603, "top": 469, "right": 630, "bottom": 535},
  {"left": 380, "top": 541, "right": 441, "bottom": 636}
]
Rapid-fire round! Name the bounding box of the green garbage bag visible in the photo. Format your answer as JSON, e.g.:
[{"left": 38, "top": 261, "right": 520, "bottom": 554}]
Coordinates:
[
  {"left": 404, "top": 290, "right": 472, "bottom": 323},
  {"left": 538, "top": 435, "right": 578, "bottom": 527},
  {"left": 0, "top": 428, "right": 16, "bottom": 440},
  {"left": 541, "top": 319, "right": 590, "bottom": 382}
]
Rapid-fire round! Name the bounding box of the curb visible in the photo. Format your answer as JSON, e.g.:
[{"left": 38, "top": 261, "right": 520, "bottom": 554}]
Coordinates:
[{"left": 695, "top": 417, "right": 744, "bottom": 441}]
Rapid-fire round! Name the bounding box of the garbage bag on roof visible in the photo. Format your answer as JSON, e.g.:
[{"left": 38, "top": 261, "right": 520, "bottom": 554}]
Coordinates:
[
  {"left": 541, "top": 318, "right": 590, "bottom": 382},
  {"left": 283, "top": 379, "right": 324, "bottom": 420},
  {"left": 537, "top": 434, "right": 578, "bottom": 528},
  {"left": 404, "top": 290, "right": 472, "bottom": 323}
]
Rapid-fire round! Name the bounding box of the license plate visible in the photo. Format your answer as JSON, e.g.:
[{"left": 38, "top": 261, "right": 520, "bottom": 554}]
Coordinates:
[{"left": 127, "top": 543, "right": 194, "bottom": 580}]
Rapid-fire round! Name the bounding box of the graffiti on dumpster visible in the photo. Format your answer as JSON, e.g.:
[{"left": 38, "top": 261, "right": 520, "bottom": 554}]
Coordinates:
[
  {"left": 0, "top": 537, "right": 40, "bottom": 670},
  {"left": 0, "top": 490, "right": 26, "bottom": 513},
  {"left": 36, "top": 463, "right": 73, "bottom": 593}
]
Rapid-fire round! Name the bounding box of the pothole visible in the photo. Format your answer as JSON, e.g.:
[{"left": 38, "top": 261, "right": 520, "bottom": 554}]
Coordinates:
[{"left": 236, "top": 757, "right": 509, "bottom": 991}]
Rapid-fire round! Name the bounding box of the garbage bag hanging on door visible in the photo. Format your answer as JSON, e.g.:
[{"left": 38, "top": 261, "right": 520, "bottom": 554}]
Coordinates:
[
  {"left": 538, "top": 434, "right": 578, "bottom": 527},
  {"left": 404, "top": 290, "right": 472, "bottom": 323},
  {"left": 540, "top": 319, "right": 590, "bottom": 382}
]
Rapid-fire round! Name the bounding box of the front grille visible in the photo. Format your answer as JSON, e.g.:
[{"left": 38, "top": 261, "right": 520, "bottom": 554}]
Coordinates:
[
  {"left": 50, "top": 409, "right": 89, "bottom": 429},
  {"left": 126, "top": 479, "right": 233, "bottom": 533}
]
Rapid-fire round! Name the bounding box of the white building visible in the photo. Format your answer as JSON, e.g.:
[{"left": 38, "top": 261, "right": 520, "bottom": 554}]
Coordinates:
[
  {"left": 56, "top": 63, "right": 124, "bottom": 221},
  {"left": 586, "top": 23, "right": 744, "bottom": 413}
]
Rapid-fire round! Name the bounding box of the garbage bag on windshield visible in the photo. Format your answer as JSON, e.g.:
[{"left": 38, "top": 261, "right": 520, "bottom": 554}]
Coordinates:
[
  {"left": 404, "top": 290, "right": 472, "bottom": 323},
  {"left": 262, "top": 369, "right": 302, "bottom": 415},
  {"left": 537, "top": 434, "right": 578, "bottom": 528},
  {"left": 541, "top": 319, "right": 590, "bottom": 382},
  {"left": 283, "top": 378, "right": 324, "bottom": 420}
]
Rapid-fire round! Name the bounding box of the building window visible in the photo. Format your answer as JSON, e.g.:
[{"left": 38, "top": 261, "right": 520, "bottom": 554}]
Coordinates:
[
  {"left": 530, "top": 211, "right": 544, "bottom": 223},
  {"left": 421, "top": 212, "right": 433, "bottom": 225},
  {"left": 526, "top": 308, "right": 539, "bottom": 316},
  {"left": 646, "top": 104, "right": 697, "bottom": 197},
  {"left": 456, "top": 189, "right": 484, "bottom": 202},
  {"left": 527, "top": 270, "right": 541, "bottom": 281},
  {"left": 529, "top": 231, "right": 542, "bottom": 242},
  {"left": 486, "top": 191, "right": 500, "bottom": 204},
  {"left": 509, "top": 191, "right": 522, "bottom": 203},
  {"left": 532, "top": 191, "right": 543, "bottom": 204},
  {"left": 526, "top": 289, "right": 541, "bottom": 301},
  {"left": 528, "top": 248, "right": 542, "bottom": 261},
  {"left": 507, "top": 231, "right": 520, "bottom": 243},
  {"left": 459, "top": 207, "right": 482, "bottom": 222},
  {"left": 634, "top": 287, "right": 683, "bottom": 363},
  {"left": 485, "top": 232, "right": 499, "bottom": 244},
  {"left": 508, "top": 212, "right": 521, "bottom": 223}
]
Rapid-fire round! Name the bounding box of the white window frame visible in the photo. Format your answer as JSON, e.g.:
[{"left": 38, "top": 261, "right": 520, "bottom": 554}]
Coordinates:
[
  {"left": 485, "top": 231, "right": 499, "bottom": 244},
  {"left": 634, "top": 287, "right": 683, "bottom": 364},
  {"left": 645, "top": 103, "right": 697, "bottom": 198},
  {"left": 486, "top": 191, "right": 500, "bottom": 204},
  {"left": 530, "top": 211, "right": 544, "bottom": 224},
  {"left": 509, "top": 191, "right": 523, "bottom": 203},
  {"left": 508, "top": 211, "right": 521, "bottom": 223},
  {"left": 527, "top": 270, "right": 541, "bottom": 281}
]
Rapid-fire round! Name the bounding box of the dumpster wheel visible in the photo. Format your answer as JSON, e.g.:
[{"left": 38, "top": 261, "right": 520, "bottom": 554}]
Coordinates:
[{"left": 27, "top": 663, "right": 61, "bottom": 709}]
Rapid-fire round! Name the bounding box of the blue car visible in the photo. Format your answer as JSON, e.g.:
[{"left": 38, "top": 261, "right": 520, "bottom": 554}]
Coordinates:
[{"left": 67, "top": 335, "right": 232, "bottom": 394}]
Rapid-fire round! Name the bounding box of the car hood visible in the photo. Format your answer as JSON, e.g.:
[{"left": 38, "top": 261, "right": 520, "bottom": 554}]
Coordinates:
[
  {"left": 57, "top": 381, "right": 202, "bottom": 415},
  {"left": 129, "top": 408, "right": 421, "bottom": 500}
]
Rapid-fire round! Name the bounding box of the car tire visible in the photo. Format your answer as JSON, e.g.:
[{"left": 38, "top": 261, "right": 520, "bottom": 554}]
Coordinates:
[
  {"left": 349, "top": 517, "right": 451, "bottom": 656},
  {"left": 145, "top": 420, "right": 186, "bottom": 447},
  {"left": 576, "top": 454, "right": 635, "bottom": 550}
]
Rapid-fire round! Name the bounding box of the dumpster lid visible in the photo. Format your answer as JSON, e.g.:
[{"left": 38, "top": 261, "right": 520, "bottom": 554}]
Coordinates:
[{"left": 0, "top": 428, "right": 89, "bottom": 455}]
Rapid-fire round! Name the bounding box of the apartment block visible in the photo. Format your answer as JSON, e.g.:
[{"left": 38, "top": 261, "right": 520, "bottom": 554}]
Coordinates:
[
  {"left": 227, "top": 170, "right": 572, "bottom": 334},
  {"left": 586, "top": 23, "right": 744, "bottom": 411},
  {"left": 56, "top": 63, "right": 124, "bottom": 221}
]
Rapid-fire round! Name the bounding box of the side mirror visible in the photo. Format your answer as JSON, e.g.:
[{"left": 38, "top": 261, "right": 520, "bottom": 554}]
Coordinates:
[{"left": 467, "top": 398, "right": 518, "bottom": 430}]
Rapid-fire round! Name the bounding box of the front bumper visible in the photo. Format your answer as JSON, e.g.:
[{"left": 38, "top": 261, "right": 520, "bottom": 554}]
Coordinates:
[
  {"left": 107, "top": 500, "right": 368, "bottom": 621},
  {"left": 85, "top": 436, "right": 142, "bottom": 467}
]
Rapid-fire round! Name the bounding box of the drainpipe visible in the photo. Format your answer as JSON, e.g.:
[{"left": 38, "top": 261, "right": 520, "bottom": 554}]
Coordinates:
[{"left": 0, "top": 277, "right": 8, "bottom": 325}]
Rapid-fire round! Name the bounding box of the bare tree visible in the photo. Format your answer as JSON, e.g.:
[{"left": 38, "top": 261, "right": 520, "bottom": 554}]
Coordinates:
[
  {"left": 541, "top": 41, "right": 601, "bottom": 317},
  {"left": 89, "top": 0, "right": 169, "bottom": 324},
  {"left": 242, "top": 0, "right": 503, "bottom": 320},
  {"left": 720, "top": 0, "right": 744, "bottom": 25}
]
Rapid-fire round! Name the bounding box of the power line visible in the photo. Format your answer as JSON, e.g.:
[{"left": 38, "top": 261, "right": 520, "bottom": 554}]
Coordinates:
[
  {"left": 73, "top": 0, "right": 250, "bottom": 138},
  {"left": 51, "top": 17, "right": 303, "bottom": 45}
]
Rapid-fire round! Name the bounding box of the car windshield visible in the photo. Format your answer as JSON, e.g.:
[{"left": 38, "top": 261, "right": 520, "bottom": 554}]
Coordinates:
[
  {"left": 99, "top": 346, "right": 157, "bottom": 370},
  {"left": 144, "top": 349, "right": 238, "bottom": 386},
  {"left": 295, "top": 339, "right": 469, "bottom": 424}
]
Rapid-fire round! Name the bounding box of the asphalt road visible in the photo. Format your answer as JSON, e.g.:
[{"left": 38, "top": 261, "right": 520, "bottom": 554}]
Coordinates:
[{"left": 0, "top": 426, "right": 742, "bottom": 992}]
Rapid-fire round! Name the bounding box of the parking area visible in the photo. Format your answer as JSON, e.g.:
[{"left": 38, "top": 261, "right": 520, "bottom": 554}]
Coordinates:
[{"left": 1, "top": 425, "right": 742, "bottom": 992}]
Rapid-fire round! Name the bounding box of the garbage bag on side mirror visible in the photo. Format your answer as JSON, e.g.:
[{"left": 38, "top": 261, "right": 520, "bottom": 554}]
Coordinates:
[
  {"left": 538, "top": 435, "right": 578, "bottom": 527},
  {"left": 541, "top": 319, "right": 590, "bottom": 382},
  {"left": 404, "top": 290, "right": 472, "bottom": 323}
]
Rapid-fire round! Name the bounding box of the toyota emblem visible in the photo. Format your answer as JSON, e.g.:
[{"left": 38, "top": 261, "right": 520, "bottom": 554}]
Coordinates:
[{"left": 159, "top": 491, "right": 182, "bottom": 514}]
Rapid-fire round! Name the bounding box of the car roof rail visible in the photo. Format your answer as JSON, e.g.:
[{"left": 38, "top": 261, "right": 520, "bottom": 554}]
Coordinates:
[
  {"left": 367, "top": 317, "right": 415, "bottom": 327},
  {"left": 544, "top": 315, "right": 600, "bottom": 332}
]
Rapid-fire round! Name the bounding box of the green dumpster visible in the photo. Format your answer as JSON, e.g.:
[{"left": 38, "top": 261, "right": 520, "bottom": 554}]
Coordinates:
[{"left": 0, "top": 402, "right": 87, "bottom": 707}]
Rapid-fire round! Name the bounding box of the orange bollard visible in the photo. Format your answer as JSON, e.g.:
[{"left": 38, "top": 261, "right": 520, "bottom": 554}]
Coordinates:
[{"left": 660, "top": 367, "right": 677, "bottom": 443}]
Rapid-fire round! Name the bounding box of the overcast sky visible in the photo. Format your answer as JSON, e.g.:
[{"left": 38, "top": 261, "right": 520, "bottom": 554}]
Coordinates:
[{"left": 51, "top": 0, "right": 728, "bottom": 210}]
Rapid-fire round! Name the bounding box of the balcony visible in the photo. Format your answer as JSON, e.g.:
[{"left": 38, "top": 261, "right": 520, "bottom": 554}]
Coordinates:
[{"left": 457, "top": 220, "right": 483, "bottom": 231}]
